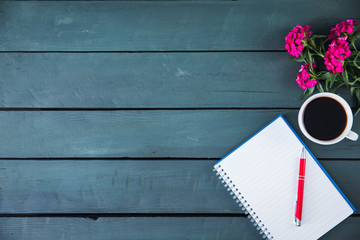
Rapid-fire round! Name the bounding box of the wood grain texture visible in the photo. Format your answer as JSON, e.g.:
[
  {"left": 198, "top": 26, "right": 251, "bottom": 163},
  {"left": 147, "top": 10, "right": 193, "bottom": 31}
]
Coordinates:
[
  {"left": 0, "top": 110, "right": 359, "bottom": 158},
  {"left": 0, "top": 216, "right": 359, "bottom": 240},
  {"left": 0, "top": 160, "right": 358, "bottom": 214},
  {"left": 0, "top": 52, "right": 356, "bottom": 108},
  {"left": 20, "top": 0, "right": 233, "bottom": 1},
  {"left": 0, "top": 217, "right": 277, "bottom": 240},
  {"left": 0, "top": 1, "right": 359, "bottom": 51}
]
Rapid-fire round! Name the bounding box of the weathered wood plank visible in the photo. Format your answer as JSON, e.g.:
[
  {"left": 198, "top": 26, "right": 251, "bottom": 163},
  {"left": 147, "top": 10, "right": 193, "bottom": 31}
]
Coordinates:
[
  {"left": 0, "top": 216, "right": 358, "bottom": 240},
  {"left": 14, "top": 0, "right": 232, "bottom": 1},
  {"left": 0, "top": 52, "right": 355, "bottom": 108},
  {"left": 0, "top": 1, "right": 358, "bottom": 51},
  {"left": 0, "top": 110, "right": 359, "bottom": 158},
  {"left": 0, "top": 217, "right": 271, "bottom": 240},
  {"left": 321, "top": 217, "right": 360, "bottom": 239},
  {"left": 0, "top": 160, "right": 358, "bottom": 214}
]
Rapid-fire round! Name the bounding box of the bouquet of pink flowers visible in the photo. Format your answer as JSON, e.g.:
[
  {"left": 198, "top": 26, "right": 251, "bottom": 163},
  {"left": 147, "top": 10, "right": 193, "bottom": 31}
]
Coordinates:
[{"left": 285, "top": 20, "right": 360, "bottom": 115}]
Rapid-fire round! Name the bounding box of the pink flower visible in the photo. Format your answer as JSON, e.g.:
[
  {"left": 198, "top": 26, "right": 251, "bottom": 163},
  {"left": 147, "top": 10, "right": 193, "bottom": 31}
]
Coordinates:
[
  {"left": 329, "top": 19, "right": 358, "bottom": 39},
  {"left": 296, "top": 63, "right": 317, "bottom": 89},
  {"left": 285, "top": 25, "right": 311, "bottom": 57},
  {"left": 324, "top": 36, "right": 351, "bottom": 73}
]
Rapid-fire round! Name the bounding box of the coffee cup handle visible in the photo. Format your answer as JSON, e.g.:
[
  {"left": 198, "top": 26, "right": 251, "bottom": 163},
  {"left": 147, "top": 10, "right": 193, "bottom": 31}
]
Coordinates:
[{"left": 346, "top": 131, "right": 358, "bottom": 141}]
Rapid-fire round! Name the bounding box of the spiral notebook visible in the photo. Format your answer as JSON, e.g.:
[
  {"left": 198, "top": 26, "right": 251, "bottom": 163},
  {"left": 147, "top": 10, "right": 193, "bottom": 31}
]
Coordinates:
[{"left": 214, "top": 115, "right": 355, "bottom": 240}]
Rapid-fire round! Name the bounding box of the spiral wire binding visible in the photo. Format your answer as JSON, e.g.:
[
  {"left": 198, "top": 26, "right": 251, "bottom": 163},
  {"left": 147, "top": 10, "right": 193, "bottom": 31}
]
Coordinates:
[{"left": 214, "top": 165, "right": 274, "bottom": 239}]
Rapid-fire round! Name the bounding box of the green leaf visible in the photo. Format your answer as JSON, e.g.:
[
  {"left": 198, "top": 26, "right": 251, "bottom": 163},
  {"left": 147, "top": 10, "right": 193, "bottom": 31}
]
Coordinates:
[
  {"left": 330, "top": 72, "right": 337, "bottom": 80},
  {"left": 320, "top": 40, "right": 325, "bottom": 52},
  {"left": 351, "top": 41, "right": 358, "bottom": 51},
  {"left": 306, "top": 49, "right": 313, "bottom": 66},
  {"left": 329, "top": 73, "right": 337, "bottom": 88},
  {"left": 355, "top": 107, "right": 360, "bottom": 117},
  {"left": 325, "top": 78, "right": 330, "bottom": 91},
  {"left": 323, "top": 72, "right": 331, "bottom": 79},
  {"left": 316, "top": 82, "right": 324, "bottom": 92},
  {"left": 342, "top": 70, "right": 349, "bottom": 85},
  {"left": 329, "top": 83, "right": 345, "bottom": 93},
  {"left": 310, "top": 38, "right": 316, "bottom": 47},
  {"left": 353, "top": 51, "right": 360, "bottom": 69},
  {"left": 301, "top": 86, "right": 315, "bottom": 99},
  {"left": 351, "top": 31, "right": 360, "bottom": 43},
  {"left": 289, "top": 57, "right": 305, "bottom": 63},
  {"left": 350, "top": 34, "right": 359, "bottom": 51},
  {"left": 356, "top": 89, "right": 360, "bottom": 104},
  {"left": 348, "top": 65, "right": 356, "bottom": 78},
  {"left": 350, "top": 86, "right": 356, "bottom": 96},
  {"left": 318, "top": 71, "right": 331, "bottom": 80},
  {"left": 353, "top": 77, "right": 360, "bottom": 84}
]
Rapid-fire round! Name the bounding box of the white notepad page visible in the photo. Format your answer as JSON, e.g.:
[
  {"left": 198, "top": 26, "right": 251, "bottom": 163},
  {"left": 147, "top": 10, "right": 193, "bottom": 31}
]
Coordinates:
[{"left": 214, "top": 115, "right": 354, "bottom": 240}]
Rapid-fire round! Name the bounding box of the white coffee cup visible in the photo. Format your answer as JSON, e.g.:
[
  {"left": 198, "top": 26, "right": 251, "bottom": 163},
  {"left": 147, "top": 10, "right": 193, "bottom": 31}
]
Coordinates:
[{"left": 298, "top": 92, "right": 358, "bottom": 145}]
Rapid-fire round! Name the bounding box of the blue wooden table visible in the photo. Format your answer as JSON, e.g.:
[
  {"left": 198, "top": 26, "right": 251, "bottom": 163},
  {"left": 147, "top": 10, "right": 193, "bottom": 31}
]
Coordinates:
[{"left": 0, "top": 1, "right": 359, "bottom": 239}]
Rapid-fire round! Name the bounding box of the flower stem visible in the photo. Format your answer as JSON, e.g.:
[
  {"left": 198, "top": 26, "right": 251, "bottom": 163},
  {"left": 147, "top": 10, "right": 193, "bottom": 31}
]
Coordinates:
[{"left": 308, "top": 42, "right": 324, "bottom": 57}]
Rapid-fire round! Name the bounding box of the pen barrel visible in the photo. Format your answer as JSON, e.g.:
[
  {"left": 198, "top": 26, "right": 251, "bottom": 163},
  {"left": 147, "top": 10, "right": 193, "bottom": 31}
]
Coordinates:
[{"left": 296, "top": 158, "right": 306, "bottom": 221}]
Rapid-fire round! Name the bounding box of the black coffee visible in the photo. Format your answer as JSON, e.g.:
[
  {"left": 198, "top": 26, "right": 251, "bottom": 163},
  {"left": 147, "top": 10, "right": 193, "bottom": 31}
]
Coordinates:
[{"left": 303, "top": 97, "right": 347, "bottom": 141}]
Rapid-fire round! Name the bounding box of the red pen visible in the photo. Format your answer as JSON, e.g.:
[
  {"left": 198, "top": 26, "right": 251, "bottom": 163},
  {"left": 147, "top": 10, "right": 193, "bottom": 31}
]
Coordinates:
[{"left": 295, "top": 146, "right": 306, "bottom": 226}]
